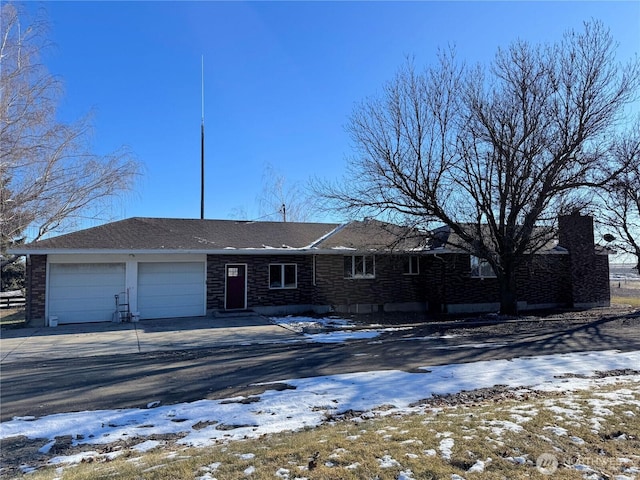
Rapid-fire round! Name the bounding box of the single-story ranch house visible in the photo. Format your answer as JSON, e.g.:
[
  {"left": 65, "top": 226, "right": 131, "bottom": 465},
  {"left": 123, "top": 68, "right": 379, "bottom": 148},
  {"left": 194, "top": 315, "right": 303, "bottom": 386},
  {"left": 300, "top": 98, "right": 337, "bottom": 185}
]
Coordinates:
[{"left": 10, "top": 212, "right": 610, "bottom": 326}]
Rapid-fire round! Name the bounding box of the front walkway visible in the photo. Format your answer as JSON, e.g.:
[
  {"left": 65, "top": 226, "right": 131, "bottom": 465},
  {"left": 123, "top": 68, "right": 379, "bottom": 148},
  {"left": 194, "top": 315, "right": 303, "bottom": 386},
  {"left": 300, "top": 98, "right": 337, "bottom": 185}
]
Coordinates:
[{"left": 0, "top": 315, "right": 301, "bottom": 364}]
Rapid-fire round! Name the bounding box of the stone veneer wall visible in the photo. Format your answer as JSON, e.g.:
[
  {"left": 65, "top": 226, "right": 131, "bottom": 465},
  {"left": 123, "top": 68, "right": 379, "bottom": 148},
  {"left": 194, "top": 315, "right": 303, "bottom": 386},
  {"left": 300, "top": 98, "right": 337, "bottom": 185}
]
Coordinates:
[
  {"left": 207, "top": 251, "right": 576, "bottom": 314},
  {"left": 312, "top": 255, "right": 426, "bottom": 310},
  {"left": 205, "top": 214, "right": 608, "bottom": 315},
  {"left": 415, "top": 253, "right": 571, "bottom": 311},
  {"left": 207, "top": 253, "right": 428, "bottom": 313},
  {"left": 207, "top": 254, "right": 315, "bottom": 311},
  {"left": 26, "top": 254, "right": 47, "bottom": 323},
  {"left": 313, "top": 253, "right": 571, "bottom": 313},
  {"left": 558, "top": 212, "right": 610, "bottom": 307}
]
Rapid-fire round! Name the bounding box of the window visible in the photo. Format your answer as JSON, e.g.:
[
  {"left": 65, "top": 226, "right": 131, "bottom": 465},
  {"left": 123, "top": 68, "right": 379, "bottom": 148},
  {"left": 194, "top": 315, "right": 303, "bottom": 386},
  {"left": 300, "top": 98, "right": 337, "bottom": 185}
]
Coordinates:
[
  {"left": 269, "top": 264, "right": 297, "bottom": 289},
  {"left": 344, "top": 255, "right": 375, "bottom": 278},
  {"left": 403, "top": 255, "right": 419, "bottom": 275},
  {"left": 470, "top": 256, "right": 496, "bottom": 278}
]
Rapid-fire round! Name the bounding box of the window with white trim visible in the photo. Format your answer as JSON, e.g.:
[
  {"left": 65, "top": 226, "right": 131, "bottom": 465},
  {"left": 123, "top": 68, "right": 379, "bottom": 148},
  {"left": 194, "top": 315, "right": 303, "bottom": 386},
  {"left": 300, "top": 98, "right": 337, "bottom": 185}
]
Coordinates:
[
  {"left": 344, "top": 255, "right": 375, "bottom": 278},
  {"left": 269, "top": 264, "right": 297, "bottom": 289},
  {"left": 470, "top": 256, "right": 496, "bottom": 278},
  {"left": 403, "top": 255, "right": 419, "bottom": 275}
]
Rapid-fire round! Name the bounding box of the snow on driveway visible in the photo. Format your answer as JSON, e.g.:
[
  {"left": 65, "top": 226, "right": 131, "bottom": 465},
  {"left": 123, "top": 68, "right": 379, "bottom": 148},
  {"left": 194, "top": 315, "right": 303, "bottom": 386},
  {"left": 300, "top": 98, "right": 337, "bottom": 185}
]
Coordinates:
[
  {"left": 2, "top": 350, "right": 639, "bottom": 451},
  {"left": 273, "top": 314, "right": 413, "bottom": 343}
]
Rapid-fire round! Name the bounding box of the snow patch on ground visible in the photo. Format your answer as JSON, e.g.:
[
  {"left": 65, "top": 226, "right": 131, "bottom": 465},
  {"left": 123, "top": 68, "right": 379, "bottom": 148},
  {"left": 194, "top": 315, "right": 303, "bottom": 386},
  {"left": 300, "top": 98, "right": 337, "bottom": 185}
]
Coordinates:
[
  {"left": 272, "top": 315, "right": 412, "bottom": 343},
  {"left": 377, "top": 454, "right": 401, "bottom": 468},
  {"left": 439, "top": 436, "right": 455, "bottom": 460},
  {"left": 467, "top": 458, "right": 491, "bottom": 473},
  {"left": 271, "top": 315, "right": 355, "bottom": 332},
  {"left": 2, "top": 349, "right": 640, "bottom": 478},
  {"left": 2, "top": 350, "right": 639, "bottom": 450},
  {"left": 132, "top": 440, "right": 162, "bottom": 452},
  {"left": 304, "top": 330, "right": 382, "bottom": 343}
]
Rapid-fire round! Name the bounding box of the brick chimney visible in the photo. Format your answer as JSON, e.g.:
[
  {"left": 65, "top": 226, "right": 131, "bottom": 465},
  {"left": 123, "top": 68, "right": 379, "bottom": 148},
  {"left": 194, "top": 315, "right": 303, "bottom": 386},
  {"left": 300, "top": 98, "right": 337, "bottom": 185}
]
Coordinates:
[{"left": 558, "top": 212, "right": 610, "bottom": 308}]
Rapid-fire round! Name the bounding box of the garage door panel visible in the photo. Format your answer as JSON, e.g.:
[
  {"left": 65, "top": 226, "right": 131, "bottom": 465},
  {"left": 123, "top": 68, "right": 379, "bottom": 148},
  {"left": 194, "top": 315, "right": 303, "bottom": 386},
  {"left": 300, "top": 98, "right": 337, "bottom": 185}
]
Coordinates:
[
  {"left": 50, "top": 285, "right": 121, "bottom": 300},
  {"left": 137, "top": 262, "right": 205, "bottom": 319},
  {"left": 52, "top": 302, "right": 114, "bottom": 313},
  {"left": 139, "top": 301, "right": 203, "bottom": 318},
  {"left": 140, "top": 278, "right": 203, "bottom": 287},
  {"left": 148, "top": 304, "right": 202, "bottom": 318},
  {"left": 51, "top": 271, "right": 123, "bottom": 283},
  {"left": 49, "top": 294, "right": 116, "bottom": 311},
  {"left": 48, "top": 263, "right": 125, "bottom": 324},
  {"left": 139, "top": 262, "right": 202, "bottom": 275},
  {"left": 51, "top": 305, "right": 115, "bottom": 319},
  {"left": 139, "top": 293, "right": 203, "bottom": 304},
  {"left": 50, "top": 263, "right": 123, "bottom": 274},
  {"left": 139, "top": 283, "right": 202, "bottom": 296}
]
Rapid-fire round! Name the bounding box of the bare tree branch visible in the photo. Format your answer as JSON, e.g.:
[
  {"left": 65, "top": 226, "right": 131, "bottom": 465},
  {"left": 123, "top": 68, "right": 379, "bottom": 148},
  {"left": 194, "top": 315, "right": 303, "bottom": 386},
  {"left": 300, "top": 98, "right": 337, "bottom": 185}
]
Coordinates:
[
  {"left": 0, "top": 4, "right": 141, "bottom": 267},
  {"left": 314, "top": 21, "right": 640, "bottom": 314},
  {"left": 257, "top": 163, "right": 316, "bottom": 222},
  {"left": 595, "top": 120, "right": 640, "bottom": 272}
]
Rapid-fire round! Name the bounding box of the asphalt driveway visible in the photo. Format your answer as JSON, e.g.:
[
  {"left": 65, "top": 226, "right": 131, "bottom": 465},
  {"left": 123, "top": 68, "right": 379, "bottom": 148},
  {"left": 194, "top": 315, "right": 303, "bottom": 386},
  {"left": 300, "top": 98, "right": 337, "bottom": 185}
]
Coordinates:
[
  {"left": 2, "top": 308, "right": 640, "bottom": 423},
  {"left": 0, "top": 315, "right": 302, "bottom": 364}
]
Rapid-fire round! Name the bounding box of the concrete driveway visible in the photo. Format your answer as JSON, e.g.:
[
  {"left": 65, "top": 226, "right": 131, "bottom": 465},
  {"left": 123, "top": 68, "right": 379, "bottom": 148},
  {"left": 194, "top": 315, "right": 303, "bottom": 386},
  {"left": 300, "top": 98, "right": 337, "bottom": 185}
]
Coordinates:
[{"left": 0, "top": 315, "right": 302, "bottom": 364}]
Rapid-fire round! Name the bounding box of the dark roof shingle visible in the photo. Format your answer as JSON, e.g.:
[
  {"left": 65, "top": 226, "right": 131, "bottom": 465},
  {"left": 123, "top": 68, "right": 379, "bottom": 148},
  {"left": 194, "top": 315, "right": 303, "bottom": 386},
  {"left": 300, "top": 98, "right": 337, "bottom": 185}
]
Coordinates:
[
  {"left": 17, "top": 218, "right": 342, "bottom": 251},
  {"left": 315, "top": 219, "right": 426, "bottom": 251},
  {"left": 11, "top": 217, "right": 564, "bottom": 255}
]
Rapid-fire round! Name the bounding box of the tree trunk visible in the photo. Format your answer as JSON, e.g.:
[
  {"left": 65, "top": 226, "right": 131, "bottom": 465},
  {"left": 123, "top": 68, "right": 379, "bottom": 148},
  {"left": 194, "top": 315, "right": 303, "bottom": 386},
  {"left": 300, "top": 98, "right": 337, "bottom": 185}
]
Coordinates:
[{"left": 498, "top": 268, "right": 519, "bottom": 316}]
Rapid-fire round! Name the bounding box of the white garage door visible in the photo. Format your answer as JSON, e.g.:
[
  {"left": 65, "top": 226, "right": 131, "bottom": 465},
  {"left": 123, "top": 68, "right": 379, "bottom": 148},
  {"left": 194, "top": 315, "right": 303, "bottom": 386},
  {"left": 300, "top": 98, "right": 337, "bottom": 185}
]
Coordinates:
[
  {"left": 48, "top": 263, "right": 125, "bottom": 324},
  {"left": 137, "top": 262, "right": 206, "bottom": 319}
]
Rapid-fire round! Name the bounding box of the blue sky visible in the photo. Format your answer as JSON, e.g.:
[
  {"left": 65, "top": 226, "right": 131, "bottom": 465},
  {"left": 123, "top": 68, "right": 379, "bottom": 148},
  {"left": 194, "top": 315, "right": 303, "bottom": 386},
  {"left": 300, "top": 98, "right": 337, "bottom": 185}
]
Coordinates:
[{"left": 28, "top": 1, "right": 640, "bottom": 224}]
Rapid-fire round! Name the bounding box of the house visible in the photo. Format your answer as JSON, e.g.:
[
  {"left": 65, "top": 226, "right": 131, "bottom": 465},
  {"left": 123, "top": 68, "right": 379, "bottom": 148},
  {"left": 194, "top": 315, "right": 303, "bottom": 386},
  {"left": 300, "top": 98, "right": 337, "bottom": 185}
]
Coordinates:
[{"left": 10, "top": 212, "right": 610, "bottom": 326}]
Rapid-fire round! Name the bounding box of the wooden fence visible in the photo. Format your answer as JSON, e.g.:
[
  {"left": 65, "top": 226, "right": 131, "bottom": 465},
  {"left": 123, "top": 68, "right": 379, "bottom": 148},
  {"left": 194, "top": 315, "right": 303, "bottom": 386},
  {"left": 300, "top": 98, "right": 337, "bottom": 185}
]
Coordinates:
[{"left": 0, "top": 291, "right": 26, "bottom": 309}]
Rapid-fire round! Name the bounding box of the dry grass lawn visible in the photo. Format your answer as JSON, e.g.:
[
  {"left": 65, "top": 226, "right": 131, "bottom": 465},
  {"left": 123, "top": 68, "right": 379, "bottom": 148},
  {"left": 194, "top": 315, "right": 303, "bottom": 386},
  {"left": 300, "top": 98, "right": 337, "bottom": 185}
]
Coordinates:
[
  {"left": 0, "top": 307, "right": 26, "bottom": 328},
  {"left": 20, "top": 377, "right": 640, "bottom": 480},
  {"left": 611, "top": 279, "right": 640, "bottom": 307},
  {"left": 3, "top": 279, "right": 639, "bottom": 478}
]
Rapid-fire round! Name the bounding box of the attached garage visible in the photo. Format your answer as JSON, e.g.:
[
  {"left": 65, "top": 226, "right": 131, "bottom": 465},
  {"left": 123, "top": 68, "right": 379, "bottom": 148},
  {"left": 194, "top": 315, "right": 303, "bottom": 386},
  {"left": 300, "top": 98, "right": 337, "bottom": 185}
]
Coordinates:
[
  {"left": 137, "top": 262, "right": 206, "bottom": 319},
  {"left": 48, "top": 263, "right": 125, "bottom": 324}
]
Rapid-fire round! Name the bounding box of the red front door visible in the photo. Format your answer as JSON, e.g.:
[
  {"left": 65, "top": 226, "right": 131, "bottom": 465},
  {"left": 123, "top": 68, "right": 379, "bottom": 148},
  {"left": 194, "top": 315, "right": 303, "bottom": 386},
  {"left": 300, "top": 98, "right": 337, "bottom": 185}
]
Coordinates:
[{"left": 225, "top": 264, "right": 246, "bottom": 310}]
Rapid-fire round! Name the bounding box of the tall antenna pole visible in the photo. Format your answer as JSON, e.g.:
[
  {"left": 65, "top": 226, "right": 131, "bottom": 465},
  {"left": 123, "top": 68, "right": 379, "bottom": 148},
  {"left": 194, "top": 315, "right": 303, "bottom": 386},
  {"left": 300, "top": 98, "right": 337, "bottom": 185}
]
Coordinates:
[{"left": 200, "top": 55, "right": 205, "bottom": 220}]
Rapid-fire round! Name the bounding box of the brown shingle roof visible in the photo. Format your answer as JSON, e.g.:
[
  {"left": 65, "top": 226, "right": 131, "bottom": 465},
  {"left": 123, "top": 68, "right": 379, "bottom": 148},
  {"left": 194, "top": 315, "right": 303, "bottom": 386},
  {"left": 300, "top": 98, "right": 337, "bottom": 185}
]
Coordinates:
[
  {"left": 13, "top": 217, "right": 562, "bottom": 255},
  {"left": 16, "top": 218, "right": 342, "bottom": 251},
  {"left": 315, "top": 219, "right": 426, "bottom": 251},
  {"left": 13, "top": 217, "right": 432, "bottom": 254}
]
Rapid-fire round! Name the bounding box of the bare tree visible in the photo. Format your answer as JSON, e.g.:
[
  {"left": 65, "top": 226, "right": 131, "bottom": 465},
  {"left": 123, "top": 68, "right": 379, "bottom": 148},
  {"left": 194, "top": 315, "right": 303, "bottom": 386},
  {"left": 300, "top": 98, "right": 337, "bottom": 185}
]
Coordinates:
[
  {"left": 597, "top": 123, "right": 640, "bottom": 273},
  {"left": 0, "top": 4, "right": 140, "bottom": 267},
  {"left": 257, "top": 163, "right": 314, "bottom": 222},
  {"left": 316, "top": 22, "right": 640, "bottom": 314},
  {"left": 228, "top": 205, "right": 250, "bottom": 221}
]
